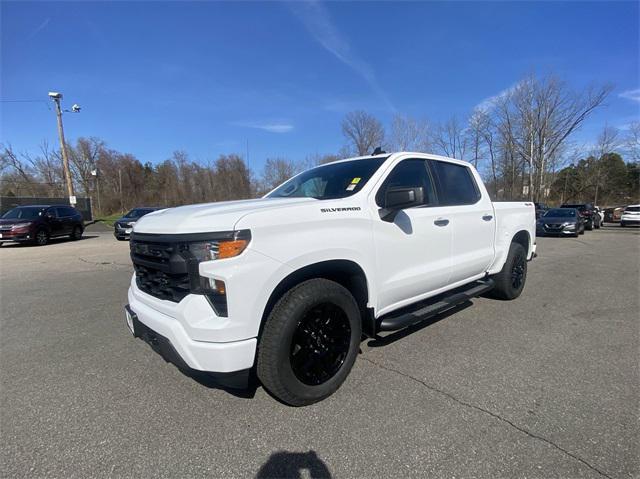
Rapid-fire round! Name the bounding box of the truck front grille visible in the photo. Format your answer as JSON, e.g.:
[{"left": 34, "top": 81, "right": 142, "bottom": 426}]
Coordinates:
[{"left": 130, "top": 239, "right": 193, "bottom": 303}]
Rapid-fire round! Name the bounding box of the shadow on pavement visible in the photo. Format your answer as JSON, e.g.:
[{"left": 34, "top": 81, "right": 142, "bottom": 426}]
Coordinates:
[{"left": 256, "top": 450, "right": 331, "bottom": 479}]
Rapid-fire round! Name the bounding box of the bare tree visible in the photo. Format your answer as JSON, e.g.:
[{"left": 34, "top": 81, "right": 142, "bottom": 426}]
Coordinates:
[
  {"left": 588, "top": 126, "right": 621, "bottom": 205},
  {"left": 341, "top": 111, "right": 385, "bottom": 156},
  {"left": 493, "top": 75, "right": 612, "bottom": 200},
  {"left": 261, "top": 158, "right": 299, "bottom": 194},
  {"left": 625, "top": 121, "right": 640, "bottom": 161},
  {"left": 389, "top": 114, "right": 430, "bottom": 152},
  {"left": 431, "top": 117, "right": 468, "bottom": 160}
]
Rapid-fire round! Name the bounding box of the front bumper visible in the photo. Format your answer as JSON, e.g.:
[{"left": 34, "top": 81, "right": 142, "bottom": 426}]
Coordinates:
[
  {"left": 537, "top": 226, "right": 577, "bottom": 236},
  {"left": 125, "top": 305, "right": 251, "bottom": 387},
  {"left": 127, "top": 287, "right": 257, "bottom": 374},
  {"left": 114, "top": 227, "right": 133, "bottom": 240},
  {"left": 0, "top": 230, "right": 33, "bottom": 242},
  {"left": 620, "top": 215, "right": 640, "bottom": 224}
]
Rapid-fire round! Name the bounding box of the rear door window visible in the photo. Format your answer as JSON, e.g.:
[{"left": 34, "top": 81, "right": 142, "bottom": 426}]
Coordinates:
[{"left": 430, "top": 160, "right": 480, "bottom": 206}]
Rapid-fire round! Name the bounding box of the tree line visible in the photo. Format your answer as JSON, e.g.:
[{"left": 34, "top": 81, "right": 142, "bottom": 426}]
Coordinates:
[{"left": 1, "top": 73, "right": 638, "bottom": 215}]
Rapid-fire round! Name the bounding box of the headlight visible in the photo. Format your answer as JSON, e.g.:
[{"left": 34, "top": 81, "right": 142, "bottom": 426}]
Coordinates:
[
  {"left": 563, "top": 223, "right": 575, "bottom": 229},
  {"left": 11, "top": 222, "right": 31, "bottom": 229},
  {"left": 188, "top": 230, "right": 251, "bottom": 262},
  {"left": 127, "top": 221, "right": 136, "bottom": 227}
]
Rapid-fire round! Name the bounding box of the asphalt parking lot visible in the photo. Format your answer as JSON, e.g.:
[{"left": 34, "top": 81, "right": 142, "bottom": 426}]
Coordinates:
[{"left": 1, "top": 226, "right": 638, "bottom": 478}]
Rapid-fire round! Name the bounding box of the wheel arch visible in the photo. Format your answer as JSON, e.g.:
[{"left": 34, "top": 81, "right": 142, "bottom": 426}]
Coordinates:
[
  {"left": 259, "top": 259, "right": 373, "bottom": 339},
  {"left": 512, "top": 229, "right": 531, "bottom": 255}
]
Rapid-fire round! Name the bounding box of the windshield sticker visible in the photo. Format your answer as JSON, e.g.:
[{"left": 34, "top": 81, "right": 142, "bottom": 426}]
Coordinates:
[
  {"left": 346, "top": 184, "right": 357, "bottom": 191},
  {"left": 350, "top": 177, "right": 361, "bottom": 184}
]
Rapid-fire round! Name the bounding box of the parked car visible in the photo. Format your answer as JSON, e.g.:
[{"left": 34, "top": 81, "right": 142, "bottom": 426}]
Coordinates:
[
  {"left": 534, "top": 202, "right": 548, "bottom": 219},
  {"left": 536, "top": 208, "right": 585, "bottom": 237},
  {"left": 125, "top": 151, "right": 536, "bottom": 406},
  {"left": 114, "top": 207, "right": 161, "bottom": 240},
  {"left": 560, "top": 203, "right": 600, "bottom": 230},
  {"left": 620, "top": 204, "right": 640, "bottom": 227},
  {"left": 594, "top": 206, "right": 605, "bottom": 226},
  {"left": 603, "top": 206, "right": 625, "bottom": 223},
  {"left": 0, "top": 205, "right": 83, "bottom": 246}
]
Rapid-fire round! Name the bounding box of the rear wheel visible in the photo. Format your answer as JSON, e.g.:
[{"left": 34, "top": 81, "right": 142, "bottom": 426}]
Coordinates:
[
  {"left": 70, "top": 225, "right": 83, "bottom": 240},
  {"left": 489, "top": 242, "right": 527, "bottom": 300},
  {"left": 257, "top": 278, "right": 361, "bottom": 406}
]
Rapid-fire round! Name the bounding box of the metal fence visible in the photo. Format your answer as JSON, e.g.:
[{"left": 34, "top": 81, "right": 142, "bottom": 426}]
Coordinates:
[{"left": 0, "top": 197, "right": 93, "bottom": 221}]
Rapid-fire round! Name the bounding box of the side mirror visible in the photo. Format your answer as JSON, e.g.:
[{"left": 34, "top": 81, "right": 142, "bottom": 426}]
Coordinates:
[
  {"left": 45, "top": 212, "right": 55, "bottom": 220},
  {"left": 379, "top": 186, "right": 424, "bottom": 222}
]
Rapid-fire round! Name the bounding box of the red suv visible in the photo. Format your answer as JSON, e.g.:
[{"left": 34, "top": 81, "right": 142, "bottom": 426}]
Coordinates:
[{"left": 0, "top": 205, "right": 84, "bottom": 246}]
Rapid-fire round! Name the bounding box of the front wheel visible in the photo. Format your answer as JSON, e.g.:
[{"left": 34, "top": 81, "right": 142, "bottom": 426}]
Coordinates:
[
  {"left": 488, "top": 242, "right": 527, "bottom": 300},
  {"left": 257, "top": 278, "right": 361, "bottom": 406},
  {"left": 34, "top": 229, "right": 49, "bottom": 246}
]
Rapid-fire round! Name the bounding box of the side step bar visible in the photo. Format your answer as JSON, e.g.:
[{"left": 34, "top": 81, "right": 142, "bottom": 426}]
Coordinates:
[{"left": 378, "top": 279, "right": 495, "bottom": 332}]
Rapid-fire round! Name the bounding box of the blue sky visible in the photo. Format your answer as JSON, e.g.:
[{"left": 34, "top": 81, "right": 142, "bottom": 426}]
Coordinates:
[{"left": 2, "top": 1, "right": 639, "bottom": 171}]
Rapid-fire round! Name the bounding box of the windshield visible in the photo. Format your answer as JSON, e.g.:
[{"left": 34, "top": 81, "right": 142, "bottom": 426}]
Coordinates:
[
  {"left": 625, "top": 206, "right": 640, "bottom": 212},
  {"left": 267, "top": 158, "right": 386, "bottom": 200},
  {"left": 124, "top": 208, "right": 153, "bottom": 218},
  {"left": 1, "top": 207, "right": 45, "bottom": 220},
  {"left": 544, "top": 208, "right": 576, "bottom": 218}
]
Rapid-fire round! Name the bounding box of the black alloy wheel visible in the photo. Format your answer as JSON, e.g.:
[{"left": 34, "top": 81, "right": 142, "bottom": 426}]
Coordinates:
[
  {"left": 511, "top": 254, "right": 526, "bottom": 290},
  {"left": 290, "top": 302, "right": 352, "bottom": 386}
]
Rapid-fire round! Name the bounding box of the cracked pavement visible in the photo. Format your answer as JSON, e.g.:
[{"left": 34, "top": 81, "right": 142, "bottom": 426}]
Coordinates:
[{"left": 1, "top": 227, "right": 638, "bottom": 478}]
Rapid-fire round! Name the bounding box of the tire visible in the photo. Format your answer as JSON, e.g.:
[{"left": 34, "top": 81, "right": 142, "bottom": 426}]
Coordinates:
[
  {"left": 621, "top": 222, "right": 626, "bottom": 227},
  {"left": 257, "top": 278, "right": 362, "bottom": 406},
  {"left": 70, "top": 225, "right": 83, "bottom": 240},
  {"left": 586, "top": 223, "right": 593, "bottom": 231},
  {"left": 34, "top": 229, "right": 49, "bottom": 246},
  {"left": 579, "top": 227, "right": 585, "bottom": 235},
  {"left": 488, "top": 242, "right": 527, "bottom": 300}
]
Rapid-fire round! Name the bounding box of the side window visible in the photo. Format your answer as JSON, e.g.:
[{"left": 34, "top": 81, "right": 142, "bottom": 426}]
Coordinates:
[
  {"left": 46, "top": 208, "right": 58, "bottom": 218},
  {"left": 55, "top": 207, "right": 68, "bottom": 217},
  {"left": 375, "top": 159, "right": 436, "bottom": 207},
  {"left": 431, "top": 161, "right": 480, "bottom": 206}
]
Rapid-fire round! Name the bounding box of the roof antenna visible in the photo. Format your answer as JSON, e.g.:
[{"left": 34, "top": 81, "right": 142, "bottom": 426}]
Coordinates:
[{"left": 372, "top": 146, "right": 386, "bottom": 155}]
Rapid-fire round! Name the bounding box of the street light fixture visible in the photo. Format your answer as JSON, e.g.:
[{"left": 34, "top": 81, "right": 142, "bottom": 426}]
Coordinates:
[{"left": 48, "top": 91, "right": 81, "bottom": 205}]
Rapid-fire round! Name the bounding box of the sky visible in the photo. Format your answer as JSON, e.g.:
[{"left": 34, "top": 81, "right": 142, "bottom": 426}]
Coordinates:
[{"left": 1, "top": 1, "right": 639, "bottom": 172}]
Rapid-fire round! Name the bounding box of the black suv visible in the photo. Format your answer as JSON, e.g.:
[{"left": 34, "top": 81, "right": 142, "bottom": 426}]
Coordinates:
[
  {"left": 560, "top": 203, "right": 600, "bottom": 230},
  {"left": 114, "top": 207, "right": 161, "bottom": 241},
  {"left": 0, "top": 205, "right": 84, "bottom": 246}
]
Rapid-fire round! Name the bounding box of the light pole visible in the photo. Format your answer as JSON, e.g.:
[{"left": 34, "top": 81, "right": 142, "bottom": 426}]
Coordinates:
[{"left": 48, "top": 91, "right": 81, "bottom": 205}]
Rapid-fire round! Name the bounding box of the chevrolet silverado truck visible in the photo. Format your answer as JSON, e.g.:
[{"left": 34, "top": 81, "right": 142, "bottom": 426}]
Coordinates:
[{"left": 125, "top": 152, "right": 536, "bottom": 406}]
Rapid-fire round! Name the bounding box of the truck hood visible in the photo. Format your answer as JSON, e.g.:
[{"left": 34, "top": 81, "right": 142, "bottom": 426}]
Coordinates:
[{"left": 133, "top": 197, "right": 316, "bottom": 234}]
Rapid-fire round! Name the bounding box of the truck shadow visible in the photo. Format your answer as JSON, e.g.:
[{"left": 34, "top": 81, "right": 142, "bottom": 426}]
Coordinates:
[
  {"left": 366, "top": 300, "right": 473, "bottom": 347},
  {"left": 256, "top": 450, "right": 331, "bottom": 479}
]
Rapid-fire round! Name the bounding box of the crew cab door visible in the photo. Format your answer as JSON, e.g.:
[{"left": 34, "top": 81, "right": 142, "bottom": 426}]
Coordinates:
[
  {"left": 429, "top": 159, "right": 495, "bottom": 284},
  {"left": 370, "top": 158, "right": 453, "bottom": 315}
]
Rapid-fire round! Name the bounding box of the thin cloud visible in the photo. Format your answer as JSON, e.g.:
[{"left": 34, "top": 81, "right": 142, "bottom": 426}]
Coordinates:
[
  {"left": 475, "top": 81, "right": 525, "bottom": 113},
  {"left": 288, "top": 1, "right": 395, "bottom": 112},
  {"left": 28, "top": 18, "right": 51, "bottom": 39},
  {"left": 231, "top": 121, "right": 294, "bottom": 133},
  {"left": 619, "top": 88, "right": 640, "bottom": 103}
]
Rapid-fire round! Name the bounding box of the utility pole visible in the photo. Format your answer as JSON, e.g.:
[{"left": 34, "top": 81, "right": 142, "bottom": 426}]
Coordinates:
[{"left": 49, "top": 92, "right": 81, "bottom": 205}]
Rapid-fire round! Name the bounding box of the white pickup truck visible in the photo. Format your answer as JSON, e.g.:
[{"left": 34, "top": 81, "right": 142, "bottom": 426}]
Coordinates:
[{"left": 125, "top": 152, "right": 536, "bottom": 405}]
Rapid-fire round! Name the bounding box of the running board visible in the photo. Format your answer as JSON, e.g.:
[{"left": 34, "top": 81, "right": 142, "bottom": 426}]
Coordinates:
[{"left": 378, "top": 279, "right": 495, "bottom": 332}]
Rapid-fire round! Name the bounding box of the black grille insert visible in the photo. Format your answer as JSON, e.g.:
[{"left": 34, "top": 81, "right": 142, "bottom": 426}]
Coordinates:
[
  {"left": 131, "top": 239, "right": 194, "bottom": 303},
  {"left": 129, "top": 231, "right": 240, "bottom": 318}
]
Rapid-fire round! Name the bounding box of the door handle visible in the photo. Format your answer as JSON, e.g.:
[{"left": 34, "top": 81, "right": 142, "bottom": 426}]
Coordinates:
[
  {"left": 434, "top": 218, "right": 449, "bottom": 227},
  {"left": 482, "top": 215, "right": 493, "bottom": 221}
]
